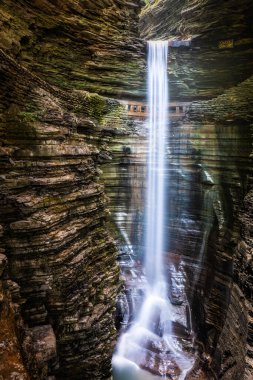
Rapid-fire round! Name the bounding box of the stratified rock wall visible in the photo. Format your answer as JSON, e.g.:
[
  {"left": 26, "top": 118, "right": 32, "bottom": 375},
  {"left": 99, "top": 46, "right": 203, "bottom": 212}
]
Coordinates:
[
  {"left": 1, "top": 0, "right": 253, "bottom": 379},
  {"left": 101, "top": 120, "right": 147, "bottom": 258},
  {"left": 136, "top": 1, "right": 253, "bottom": 378},
  {"left": 234, "top": 172, "right": 253, "bottom": 379},
  {"left": 170, "top": 76, "right": 253, "bottom": 378},
  {"left": 0, "top": 0, "right": 145, "bottom": 97},
  {"left": 140, "top": 0, "right": 253, "bottom": 100},
  {"left": 102, "top": 77, "right": 253, "bottom": 377},
  {"left": 0, "top": 48, "right": 121, "bottom": 379},
  {"left": 0, "top": 1, "right": 145, "bottom": 379}
]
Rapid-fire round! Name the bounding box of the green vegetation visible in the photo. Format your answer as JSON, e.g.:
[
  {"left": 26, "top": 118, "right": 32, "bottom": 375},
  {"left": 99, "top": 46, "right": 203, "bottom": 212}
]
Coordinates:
[
  {"left": 85, "top": 93, "right": 108, "bottom": 122},
  {"left": 18, "top": 111, "right": 39, "bottom": 123},
  {"left": 100, "top": 104, "right": 126, "bottom": 128}
]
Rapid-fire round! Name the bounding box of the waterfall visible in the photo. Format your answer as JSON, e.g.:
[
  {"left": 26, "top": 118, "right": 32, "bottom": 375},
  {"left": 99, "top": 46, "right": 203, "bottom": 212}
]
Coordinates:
[
  {"left": 145, "top": 41, "right": 168, "bottom": 289},
  {"left": 113, "top": 41, "right": 194, "bottom": 380}
]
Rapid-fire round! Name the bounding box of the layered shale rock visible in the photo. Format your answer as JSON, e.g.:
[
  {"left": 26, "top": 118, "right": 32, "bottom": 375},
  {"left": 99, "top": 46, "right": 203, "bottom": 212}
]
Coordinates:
[
  {"left": 0, "top": 1, "right": 146, "bottom": 378},
  {"left": 102, "top": 118, "right": 147, "bottom": 258},
  {"left": 234, "top": 174, "right": 253, "bottom": 379},
  {"left": 0, "top": 0, "right": 145, "bottom": 98},
  {"left": 140, "top": 0, "right": 253, "bottom": 100},
  {"left": 103, "top": 1, "right": 253, "bottom": 379},
  {"left": 169, "top": 77, "right": 253, "bottom": 378},
  {"left": 0, "top": 35, "right": 141, "bottom": 380},
  {"left": 1, "top": 0, "right": 253, "bottom": 379},
  {"left": 102, "top": 101, "right": 253, "bottom": 378}
]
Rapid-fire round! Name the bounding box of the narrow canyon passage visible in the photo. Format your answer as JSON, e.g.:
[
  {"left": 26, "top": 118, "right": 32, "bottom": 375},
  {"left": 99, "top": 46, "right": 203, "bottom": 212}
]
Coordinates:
[{"left": 0, "top": 1, "right": 253, "bottom": 380}]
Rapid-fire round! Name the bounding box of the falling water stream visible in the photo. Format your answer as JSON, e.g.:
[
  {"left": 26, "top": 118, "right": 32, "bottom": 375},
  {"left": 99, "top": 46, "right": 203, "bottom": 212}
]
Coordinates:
[
  {"left": 113, "top": 41, "right": 194, "bottom": 380},
  {"left": 145, "top": 41, "right": 168, "bottom": 288}
]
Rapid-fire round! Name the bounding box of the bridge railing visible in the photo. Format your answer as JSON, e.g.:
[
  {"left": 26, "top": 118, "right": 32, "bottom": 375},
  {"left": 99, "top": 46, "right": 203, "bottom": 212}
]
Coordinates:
[{"left": 119, "top": 101, "right": 191, "bottom": 119}]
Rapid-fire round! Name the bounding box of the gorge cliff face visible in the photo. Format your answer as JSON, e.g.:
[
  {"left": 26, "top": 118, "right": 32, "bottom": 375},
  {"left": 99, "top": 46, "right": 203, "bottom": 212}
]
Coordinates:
[
  {"left": 0, "top": 1, "right": 144, "bottom": 379},
  {"left": 0, "top": 0, "right": 145, "bottom": 97},
  {"left": 1, "top": 0, "right": 253, "bottom": 379},
  {"left": 104, "top": 1, "right": 253, "bottom": 378},
  {"left": 0, "top": 48, "right": 120, "bottom": 380}
]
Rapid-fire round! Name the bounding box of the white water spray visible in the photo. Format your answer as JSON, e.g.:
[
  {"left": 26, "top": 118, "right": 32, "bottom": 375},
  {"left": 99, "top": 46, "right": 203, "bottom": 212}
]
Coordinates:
[
  {"left": 145, "top": 41, "right": 168, "bottom": 290},
  {"left": 113, "top": 41, "right": 194, "bottom": 380}
]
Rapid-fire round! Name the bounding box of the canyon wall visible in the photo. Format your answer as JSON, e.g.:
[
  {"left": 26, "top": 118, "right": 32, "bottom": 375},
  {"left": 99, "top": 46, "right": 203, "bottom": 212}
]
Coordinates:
[
  {"left": 1, "top": 0, "right": 253, "bottom": 379},
  {"left": 0, "top": 1, "right": 144, "bottom": 379},
  {"left": 140, "top": 0, "right": 253, "bottom": 100},
  {"left": 101, "top": 0, "right": 253, "bottom": 378},
  {"left": 0, "top": 0, "right": 145, "bottom": 97},
  {"left": 171, "top": 79, "right": 253, "bottom": 379},
  {"left": 108, "top": 1, "right": 253, "bottom": 378}
]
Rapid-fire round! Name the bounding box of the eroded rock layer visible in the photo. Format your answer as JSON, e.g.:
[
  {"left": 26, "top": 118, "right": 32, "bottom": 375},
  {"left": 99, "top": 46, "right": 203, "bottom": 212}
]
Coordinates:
[
  {"left": 0, "top": 47, "right": 123, "bottom": 379},
  {"left": 102, "top": 95, "right": 252, "bottom": 378},
  {"left": 0, "top": 0, "right": 147, "bottom": 378},
  {"left": 102, "top": 1, "right": 253, "bottom": 379},
  {"left": 1, "top": 0, "right": 253, "bottom": 379},
  {"left": 170, "top": 77, "right": 253, "bottom": 378},
  {"left": 0, "top": 0, "right": 145, "bottom": 98},
  {"left": 140, "top": 0, "right": 253, "bottom": 100}
]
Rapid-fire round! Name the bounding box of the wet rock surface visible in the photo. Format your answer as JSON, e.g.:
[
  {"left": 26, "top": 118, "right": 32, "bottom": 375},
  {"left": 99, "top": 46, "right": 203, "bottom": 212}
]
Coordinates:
[
  {"left": 0, "top": 0, "right": 147, "bottom": 378},
  {"left": 234, "top": 176, "right": 253, "bottom": 379},
  {"left": 0, "top": 0, "right": 253, "bottom": 379},
  {"left": 0, "top": 37, "right": 125, "bottom": 380},
  {"left": 140, "top": 0, "right": 253, "bottom": 100},
  {"left": 104, "top": 22, "right": 253, "bottom": 380}
]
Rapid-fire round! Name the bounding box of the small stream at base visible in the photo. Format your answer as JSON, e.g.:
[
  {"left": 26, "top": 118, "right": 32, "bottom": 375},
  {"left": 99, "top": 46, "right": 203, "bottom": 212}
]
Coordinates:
[{"left": 113, "top": 358, "right": 173, "bottom": 380}]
